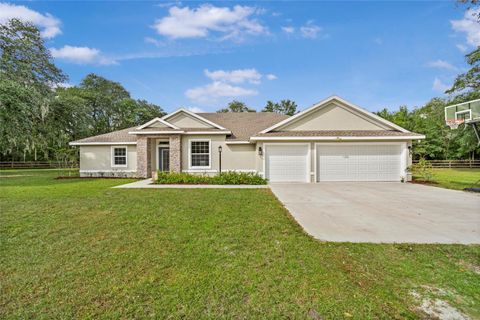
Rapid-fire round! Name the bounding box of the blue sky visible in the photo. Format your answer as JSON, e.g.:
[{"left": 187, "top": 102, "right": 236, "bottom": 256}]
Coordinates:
[{"left": 1, "top": 1, "right": 479, "bottom": 113}]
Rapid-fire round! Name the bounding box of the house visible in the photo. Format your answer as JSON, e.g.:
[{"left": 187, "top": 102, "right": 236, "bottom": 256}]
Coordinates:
[{"left": 69, "top": 96, "right": 425, "bottom": 182}]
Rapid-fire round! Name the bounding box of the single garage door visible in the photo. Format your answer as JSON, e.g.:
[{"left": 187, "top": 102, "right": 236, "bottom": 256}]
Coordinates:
[
  {"left": 266, "top": 144, "right": 309, "bottom": 182},
  {"left": 317, "top": 144, "right": 402, "bottom": 182}
]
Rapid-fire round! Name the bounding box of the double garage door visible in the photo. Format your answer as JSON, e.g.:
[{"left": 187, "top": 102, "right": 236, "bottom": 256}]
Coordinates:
[{"left": 265, "top": 144, "right": 403, "bottom": 182}]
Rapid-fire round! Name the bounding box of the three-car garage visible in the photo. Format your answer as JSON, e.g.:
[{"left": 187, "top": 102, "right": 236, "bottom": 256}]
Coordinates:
[{"left": 264, "top": 142, "right": 407, "bottom": 183}]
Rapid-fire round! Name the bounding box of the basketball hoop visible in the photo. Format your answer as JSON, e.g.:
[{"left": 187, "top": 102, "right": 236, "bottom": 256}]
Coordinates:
[{"left": 446, "top": 119, "right": 464, "bottom": 129}]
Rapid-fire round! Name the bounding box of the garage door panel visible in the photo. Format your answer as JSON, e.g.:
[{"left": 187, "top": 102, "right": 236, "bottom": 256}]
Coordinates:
[
  {"left": 317, "top": 144, "right": 401, "bottom": 182},
  {"left": 266, "top": 145, "right": 309, "bottom": 182}
]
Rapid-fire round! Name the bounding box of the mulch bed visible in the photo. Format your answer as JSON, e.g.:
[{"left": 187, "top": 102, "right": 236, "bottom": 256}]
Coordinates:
[
  {"left": 409, "top": 180, "right": 439, "bottom": 186},
  {"left": 55, "top": 176, "right": 139, "bottom": 180}
]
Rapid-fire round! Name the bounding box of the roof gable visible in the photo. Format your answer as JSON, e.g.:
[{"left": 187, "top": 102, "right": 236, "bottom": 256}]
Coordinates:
[
  {"left": 163, "top": 108, "right": 226, "bottom": 130},
  {"left": 136, "top": 117, "right": 179, "bottom": 130},
  {"left": 261, "top": 96, "right": 410, "bottom": 133},
  {"left": 167, "top": 112, "right": 214, "bottom": 129}
]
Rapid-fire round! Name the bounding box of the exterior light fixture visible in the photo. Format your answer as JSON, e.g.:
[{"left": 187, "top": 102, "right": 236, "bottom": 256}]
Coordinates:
[
  {"left": 258, "top": 147, "right": 263, "bottom": 156},
  {"left": 218, "top": 145, "right": 222, "bottom": 173}
]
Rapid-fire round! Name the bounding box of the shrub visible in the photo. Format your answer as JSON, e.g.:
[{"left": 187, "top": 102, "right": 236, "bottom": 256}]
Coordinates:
[
  {"left": 412, "top": 158, "right": 434, "bottom": 182},
  {"left": 155, "top": 171, "right": 267, "bottom": 185}
]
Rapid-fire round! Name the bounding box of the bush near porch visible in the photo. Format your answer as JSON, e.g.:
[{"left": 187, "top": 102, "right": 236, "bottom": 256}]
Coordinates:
[{"left": 155, "top": 171, "right": 268, "bottom": 185}]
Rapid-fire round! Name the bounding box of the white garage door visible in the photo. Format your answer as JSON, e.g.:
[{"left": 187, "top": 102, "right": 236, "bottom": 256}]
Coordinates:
[
  {"left": 317, "top": 144, "right": 402, "bottom": 182},
  {"left": 266, "top": 144, "right": 309, "bottom": 182}
]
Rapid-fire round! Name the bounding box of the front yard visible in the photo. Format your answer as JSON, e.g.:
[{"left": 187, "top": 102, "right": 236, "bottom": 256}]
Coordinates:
[{"left": 1, "top": 170, "right": 479, "bottom": 319}]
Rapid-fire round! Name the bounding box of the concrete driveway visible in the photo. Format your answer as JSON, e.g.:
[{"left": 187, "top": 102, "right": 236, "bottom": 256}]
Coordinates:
[{"left": 270, "top": 183, "right": 480, "bottom": 244}]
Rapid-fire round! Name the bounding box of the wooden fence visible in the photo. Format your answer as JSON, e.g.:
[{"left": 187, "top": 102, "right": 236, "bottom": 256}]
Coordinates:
[
  {"left": 413, "top": 159, "right": 480, "bottom": 168},
  {"left": 0, "top": 161, "right": 78, "bottom": 169}
]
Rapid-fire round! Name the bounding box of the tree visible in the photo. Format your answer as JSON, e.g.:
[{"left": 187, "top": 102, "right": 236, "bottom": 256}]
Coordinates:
[
  {"left": 446, "top": 47, "right": 480, "bottom": 94},
  {"left": 262, "top": 99, "right": 298, "bottom": 116},
  {"left": 73, "top": 74, "right": 165, "bottom": 135},
  {"left": 0, "top": 19, "right": 67, "bottom": 90},
  {"left": 217, "top": 100, "right": 256, "bottom": 113},
  {"left": 0, "top": 19, "right": 165, "bottom": 162},
  {"left": 0, "top": 19, "right": 67, "bottom": 161}
]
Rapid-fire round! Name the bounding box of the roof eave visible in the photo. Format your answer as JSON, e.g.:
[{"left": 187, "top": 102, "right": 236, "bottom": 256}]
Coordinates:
[{"left": 250, "top": 135, "right": 426, "bottom": 141}]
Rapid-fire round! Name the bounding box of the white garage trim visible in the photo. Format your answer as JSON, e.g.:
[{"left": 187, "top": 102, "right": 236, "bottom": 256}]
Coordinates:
[
  {"left": 315, "top": 142, "right": 407, "bottom": 182},
  {"left": 264, "top": 143, "right": 311, "bottom": 183},
  {"left": 251, "top": 135, "right": 424, "bottom": 141}
]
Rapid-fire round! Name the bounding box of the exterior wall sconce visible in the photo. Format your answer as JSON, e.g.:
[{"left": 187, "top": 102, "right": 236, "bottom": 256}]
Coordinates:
[{"left": 258, "top": 147, "right": 263, "bottom": 156}]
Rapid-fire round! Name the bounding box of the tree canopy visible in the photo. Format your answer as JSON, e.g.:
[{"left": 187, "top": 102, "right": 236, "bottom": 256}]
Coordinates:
[
  {"left": 0, "top": 19, "right": 165, "bottom": 162},
  {"left": 262, "top": 99, "right": 298, "bottom": 116},
  {"left": 217, "top": 100, "right": 256, "bottom": 113}
]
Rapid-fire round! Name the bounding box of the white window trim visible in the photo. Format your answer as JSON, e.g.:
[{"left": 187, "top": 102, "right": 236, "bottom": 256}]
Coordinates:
[
  {"left": 188, "top": 139, "right": 211, "bottom": 169},
  {"left": 111, "top": 146, "right": 128, "bottom": 168}
]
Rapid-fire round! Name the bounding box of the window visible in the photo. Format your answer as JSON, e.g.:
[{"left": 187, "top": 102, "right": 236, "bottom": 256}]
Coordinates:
[
  {"left": 112, "top": 147, "right": 127, "bottom": 167},
  {"left": 190, "top": 140, "right": 210, "bottom": 168}
]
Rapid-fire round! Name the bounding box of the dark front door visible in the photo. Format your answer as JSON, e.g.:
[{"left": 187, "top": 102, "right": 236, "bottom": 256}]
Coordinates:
[{"left": 158, "top": 147, "right": 170, "bottom": 172}]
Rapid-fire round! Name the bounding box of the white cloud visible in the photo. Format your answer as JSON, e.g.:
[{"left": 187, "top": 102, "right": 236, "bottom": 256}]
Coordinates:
[
  {"left": 205, "top": 68, "right": 262, "bottom": 84},
  {"left": 281, "top": 26, "right": 295, "bottom": 34},
  {"left": 432, "top": 77, "right": 450, "bottom": 93},
  {"left": 451, "top": 8, "right": 480, "bottom": 47},
  {"left": 155, "top": 1, "right": 181, "bottom": 8},
  {"left": 456, "top": 44, "right": 468, "bottom": 52},
  {"left": 266, "top": 74, "right": 277, "bottom": 80},
  {"left": 50, "top": 45, "right": 116, "bottom": 65},
  {"left": 426, "top": 59, "right": 458, "bottom": 72},
  {"left": 300, "top": 21, "right": 322, "bottom": 39},
  {"left": 186, "top": 106, "right": 205, "bottom": 113},
  {"left": 152, "top": 4, "right": 267, "bottom": 40},
  {"left": 144, "top": 37, "right": 164, "bottom": 47},
  {"left": 185, "top": 81, "right": 258, "bottom": 104},
  {"left": 0, "top": 2, "right": 61, "bottom": 38}
]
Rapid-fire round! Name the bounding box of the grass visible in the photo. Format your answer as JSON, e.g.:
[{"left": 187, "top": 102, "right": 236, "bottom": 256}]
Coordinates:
[
  {"left": 1, "top": 169, "right": 479, "bottom": 319},
  {"left": 413, "top": 168, "right": 480, "bottom": 190}
]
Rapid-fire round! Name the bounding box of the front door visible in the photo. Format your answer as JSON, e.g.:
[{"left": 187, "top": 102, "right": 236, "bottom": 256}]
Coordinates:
[{"left": 158, "top": 147, "right": 170, "bottom": 172}]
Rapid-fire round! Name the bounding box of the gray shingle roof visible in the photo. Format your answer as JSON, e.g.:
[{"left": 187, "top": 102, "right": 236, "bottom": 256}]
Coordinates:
[
  {"left": 71, "top": 126, "right": 139, "bottom": 143},
  {"left": 198, "top": 112, "right": 289, "bottom": 140},
  {"left": 70, "top": 112, "right": 420, "bottom": 144}
]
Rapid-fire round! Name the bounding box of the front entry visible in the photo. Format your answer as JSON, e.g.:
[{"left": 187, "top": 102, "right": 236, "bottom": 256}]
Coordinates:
[{"left": 158, "top": 146, "right": 170, "bottom": 172}]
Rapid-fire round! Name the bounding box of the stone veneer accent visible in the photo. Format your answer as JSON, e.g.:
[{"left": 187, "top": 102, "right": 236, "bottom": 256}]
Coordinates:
[
  {"left": 137, "top": 136, "right": 152, "bottom": 178},
  {"left": 169, "top": 135, "right": 181, "bottom": 172},
  {"left": 136, "top": 135, "right": 181, "bottom": 178}
]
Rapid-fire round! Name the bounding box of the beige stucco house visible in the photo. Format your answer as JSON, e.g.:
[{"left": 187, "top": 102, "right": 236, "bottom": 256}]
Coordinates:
[{"left": 70, "top": 96, "right": 425, "bottom": 182}]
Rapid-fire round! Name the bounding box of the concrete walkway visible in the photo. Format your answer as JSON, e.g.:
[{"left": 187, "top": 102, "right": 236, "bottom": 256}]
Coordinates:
[
  {"left": 113, "top": 178, "right": 269, "bottom": 189},
  {"left": 270, "top": 182, "right": 480, "bottom": 244}
]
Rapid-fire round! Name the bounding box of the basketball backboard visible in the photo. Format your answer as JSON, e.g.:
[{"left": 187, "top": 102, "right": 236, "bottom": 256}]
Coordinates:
[{"left": 445, "top": 99, "right": 480, "bottom": 129}]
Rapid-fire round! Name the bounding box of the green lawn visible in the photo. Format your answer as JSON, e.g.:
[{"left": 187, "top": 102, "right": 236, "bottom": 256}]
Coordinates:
[
  {"left": 413, "top": 168, "right": 480, "bottom": 190},
  {"left": 1, "top": 170, "right": 479, "bottom": 319}
]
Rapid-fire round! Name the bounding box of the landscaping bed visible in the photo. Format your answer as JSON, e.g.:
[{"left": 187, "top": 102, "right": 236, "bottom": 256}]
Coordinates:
[{"left": 154, "top": 171, "right": 267, "bottom": 185}]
